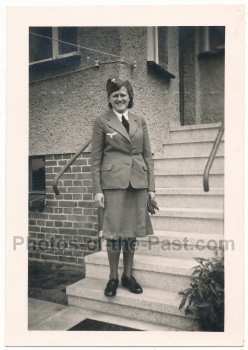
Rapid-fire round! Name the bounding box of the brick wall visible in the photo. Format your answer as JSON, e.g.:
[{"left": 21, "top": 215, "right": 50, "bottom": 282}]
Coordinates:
[{"left": 28, "top": 152, "right": 100, "bottom": 265}]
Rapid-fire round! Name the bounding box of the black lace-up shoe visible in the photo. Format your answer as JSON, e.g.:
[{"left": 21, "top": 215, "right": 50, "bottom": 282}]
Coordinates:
[
  {"left": 104, "top": 279, "right": 119, "bottom": 297},
  {"left": 121, "top": 275, "right": 143, "bottom": 294}
]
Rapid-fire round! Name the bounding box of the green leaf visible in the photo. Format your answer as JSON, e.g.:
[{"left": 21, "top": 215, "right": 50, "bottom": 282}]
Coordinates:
[
  {"left": 194, "top": 257, "right": 207, "bottom": 265},
  {"left": 208, "top": 262, "right": 214, "bottom": 270},
  {"left": 197, "top": 287, "right": 204, "bottom": 299},
  {"left": 184, "top": 288, "right": 193, "bottom": 296},
  {"left": 209, "top": 284, "right": 218, "bottom": 296},
  {"left": 192, "top": 269, "right": 200, "bottom": 276},
  {"left": 192, "top": 277, "right": 202, "bottom": 282},
  {"left": 188, "top": 297, "right": 193, "bottom": 306},
  {"left": 185, "top": 308, "right": 194, "bottom": 315},
  {"left": 179, "top": 296, "right": 187, "bottom": 310}
]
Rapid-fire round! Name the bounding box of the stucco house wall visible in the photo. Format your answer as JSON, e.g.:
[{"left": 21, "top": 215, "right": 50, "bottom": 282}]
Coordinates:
[{"left": 29, "top": 26, "right": 179, "bottom": 156}]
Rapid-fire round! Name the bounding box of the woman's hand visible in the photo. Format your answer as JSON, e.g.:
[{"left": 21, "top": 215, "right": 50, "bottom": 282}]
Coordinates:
[
  {"left": 94, "top": 193, "right": 105, "bottom": 208},
  {"left": 148, "top": 191, "right": 155, "bottom": 201},
  {"left": 147, "top": 191, "right": 158, "bottom": 215}
]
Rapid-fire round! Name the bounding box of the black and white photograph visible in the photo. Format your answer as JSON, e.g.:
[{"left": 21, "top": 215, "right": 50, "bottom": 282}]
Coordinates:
[
  {"left": 5, "top": 4, "right": 244, "bottom": 347},
  {"left": 28, "top": 24, "right": 225, "bottom": 331}
]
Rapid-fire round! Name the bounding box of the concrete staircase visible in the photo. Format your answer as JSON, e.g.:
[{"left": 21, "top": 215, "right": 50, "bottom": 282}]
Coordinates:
[{"left": 67, "top": 122, "right": 224, "bottom": 331}]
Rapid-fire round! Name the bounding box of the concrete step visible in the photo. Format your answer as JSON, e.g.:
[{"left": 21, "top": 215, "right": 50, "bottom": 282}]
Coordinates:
[
  {"left": 67, "top": 277, "right": 197, "bottom": 330},
  {"left": 163, "top": 139, "right": 224, "bottom": 158},
  {"left": 153, "top": 155, "right": 224, "bottom": 174},
  {"left": 84, "top": 251, "right": 195, "bottom": 293},
  {"left": 101, "top": 231, "right": 223, "bottom": 259},
  {"left": 29, "top": 300, "right": 181, "bottom": 331},
  {"left": 150, "top": 207, "right": 224, "bottom": 233},
  {"left": 155, "top": 188, "right": 224, "bottom": 209},
  {"left": 169, "top": 123, "right": 224, "bottom": 142},
  {"left": 155, "top": 173, "right": 224, "bottom": 188}
]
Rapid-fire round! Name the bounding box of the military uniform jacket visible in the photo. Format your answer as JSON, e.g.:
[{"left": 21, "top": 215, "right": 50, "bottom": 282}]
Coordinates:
[{"left": 91, "top": 109, "right": 155, "bottom": 194}]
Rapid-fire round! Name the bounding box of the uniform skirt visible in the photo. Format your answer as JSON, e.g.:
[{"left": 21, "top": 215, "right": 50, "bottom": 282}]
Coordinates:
[{"left": 102, "top": 187, "right": 154, "bottom": 240}]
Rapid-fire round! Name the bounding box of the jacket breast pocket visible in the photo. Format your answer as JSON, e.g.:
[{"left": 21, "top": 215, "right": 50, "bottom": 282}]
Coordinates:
[{"left": 100, "top": 164, "right": 113, "bottom": 171}]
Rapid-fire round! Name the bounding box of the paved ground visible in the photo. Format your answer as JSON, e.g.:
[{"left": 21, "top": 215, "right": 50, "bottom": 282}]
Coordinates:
[
  {"left": 28, "top": 298, "right": 67, "bottom": 330},
  {"left": 28, "top": 298, "right": 177, "bottom": 331},
  {"left": 28, "top": 260, "right": 85, "bottom": 305}
]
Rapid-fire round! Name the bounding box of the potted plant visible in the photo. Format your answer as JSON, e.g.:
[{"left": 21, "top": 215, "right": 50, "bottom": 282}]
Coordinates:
[{"left": 179, "top": 249, "right": 224, "bottom": 331}]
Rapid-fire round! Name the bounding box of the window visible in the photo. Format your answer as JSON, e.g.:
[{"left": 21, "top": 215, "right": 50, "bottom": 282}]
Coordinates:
[
  {"left": 147, "top": 27, "right": 168, "bottom": 68},
  {"left": 147, "top": 27, "right": 159, "bottom": 63},
  {"left": 29, "top": 27, "right": 78, "bottom": 65},
  {"left": 29, "top": 156, "right": 46, "bottom": 210},
  {"left": 198, "top": 26, "right": 225, "bottom": 53},
  {"left": 147, "top": 27, "right": 175, "bottom": 79},
  {"left": 29, "top": 156, "right": 46, "bottom": 193}
]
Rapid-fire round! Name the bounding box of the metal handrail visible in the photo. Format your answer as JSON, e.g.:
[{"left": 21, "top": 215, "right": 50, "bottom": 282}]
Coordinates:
[
  {"left": 53, "top": 122, "right": 224, "bottom": 195},
  {"left": 203, "top": 120, "right": 224, "bottom": 192},
  {"left": 53, "top": 138, "right": 92, "bottom": 195}
]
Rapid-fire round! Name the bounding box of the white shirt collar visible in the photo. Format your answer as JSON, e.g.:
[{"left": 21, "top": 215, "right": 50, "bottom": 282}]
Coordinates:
[{"left": 112, "top": 109, "right": 129, "bottom": 122}]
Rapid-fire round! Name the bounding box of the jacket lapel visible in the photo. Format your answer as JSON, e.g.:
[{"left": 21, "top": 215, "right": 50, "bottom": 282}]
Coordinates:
[
  {"left": 128, "top": 112, "right": 139, "bottom": 139},
  {"left": 106, "top": 110, "right": 130, "bottom": 142}
]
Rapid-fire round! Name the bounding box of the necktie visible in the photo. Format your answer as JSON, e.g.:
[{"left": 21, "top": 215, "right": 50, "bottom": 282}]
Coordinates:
[{"left": 122, "top": 115, "right": 129, "bottom": 134}]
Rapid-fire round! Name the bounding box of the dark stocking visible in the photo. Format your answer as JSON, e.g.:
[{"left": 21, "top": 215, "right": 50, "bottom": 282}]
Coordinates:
[
  {"left": 122, "top": 238, "right": 136, "bottom": 278},
  {"left": 106, "top": 239, "right": 121, "bottom": 280}
]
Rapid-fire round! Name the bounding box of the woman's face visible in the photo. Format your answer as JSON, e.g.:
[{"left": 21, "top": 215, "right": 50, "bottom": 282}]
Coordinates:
[{"left": 109, "top": 86, "right": 130, "bottom": 114}]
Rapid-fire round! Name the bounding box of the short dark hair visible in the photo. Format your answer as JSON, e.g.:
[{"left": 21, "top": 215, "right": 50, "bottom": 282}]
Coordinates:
[{"left": 107, "top": 78, "right": 134, "bottom": 109}]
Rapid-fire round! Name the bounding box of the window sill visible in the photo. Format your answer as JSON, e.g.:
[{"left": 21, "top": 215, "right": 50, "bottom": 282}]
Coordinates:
[
  {"left": 29, "top": 54, "right": 81, "bottom": 82},
  {"left": 198, "top": 47, "right": 225, "bottom": 60},
  {"left": 29, "top": 191, "right": 46, "bottom": 195},
  {"left": 29, "top": 51, "right": 80, "bottom": 66},
  {"left": 147, "top": 61, "right": 175, "bottom": 80}
]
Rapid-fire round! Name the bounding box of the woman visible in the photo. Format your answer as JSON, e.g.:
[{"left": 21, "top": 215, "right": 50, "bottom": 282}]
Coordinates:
[{"left": 91, "top": 77, "right": 155, "bottom": 297}]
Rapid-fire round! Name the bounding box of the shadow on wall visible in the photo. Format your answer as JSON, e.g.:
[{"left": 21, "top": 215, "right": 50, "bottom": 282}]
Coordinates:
[{"left": 198, "top": 52, "right": 224, "bottom": 124}]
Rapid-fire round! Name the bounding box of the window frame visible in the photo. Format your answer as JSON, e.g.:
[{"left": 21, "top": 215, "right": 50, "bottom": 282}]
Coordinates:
[
  {"left": 147, "top": 27, "right": 159, "bottom": 64},
  {"left": 198, "top": 26, "right": 225, "bottom": 54},
  {"left": 29, "top": 27, "right": 79, "bottom": 66},
  {"left": 29, "top": 156, "right": 46, "bottom": 195},
  {"left": 147, "top": 26, "right": 175, "bottom": 80}
]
